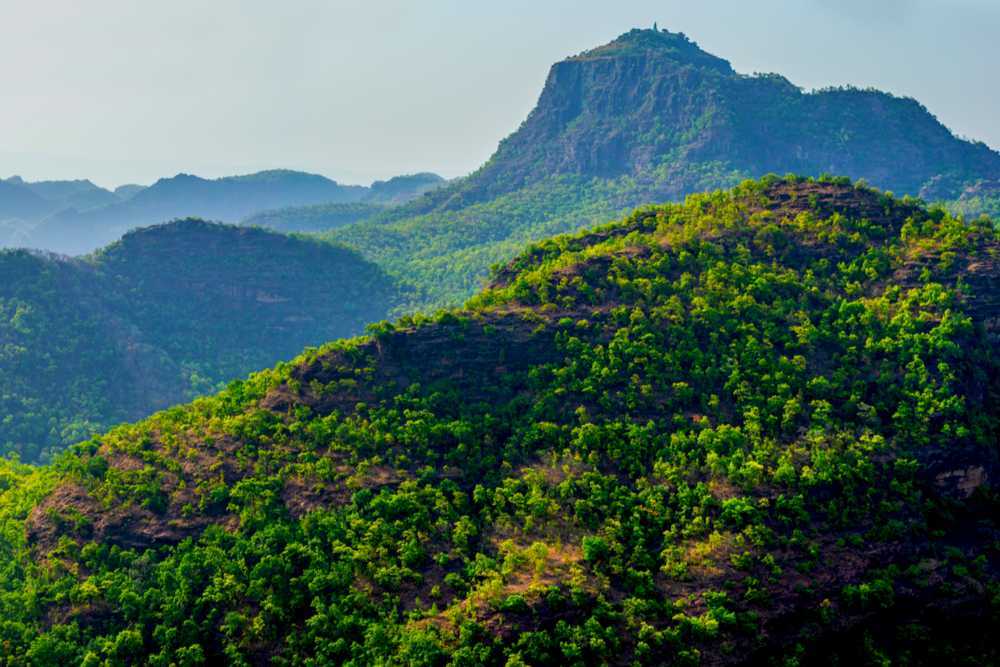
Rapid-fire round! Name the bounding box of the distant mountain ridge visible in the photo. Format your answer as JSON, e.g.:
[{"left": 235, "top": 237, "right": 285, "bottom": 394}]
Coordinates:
[
  {"left": 0, "top": 170, "right": 445, "bottom": 254},
  {"left": 24, "top": 170, "right": 364, "bottom": 255}
]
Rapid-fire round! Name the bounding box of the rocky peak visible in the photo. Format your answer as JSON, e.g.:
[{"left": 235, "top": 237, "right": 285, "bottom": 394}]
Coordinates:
[
  {"left": 435, "top": 29, "right": 1000, "bottom": 211},
  {"left": 571, "top": 27, "right": 734, "bottom": 74}
]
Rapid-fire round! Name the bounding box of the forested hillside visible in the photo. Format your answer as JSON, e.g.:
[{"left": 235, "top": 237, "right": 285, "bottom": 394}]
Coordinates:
[
  {"left": 1, "top": 177, "right": 996, "bottom": 664},
  {"left": 328, "top": 28, "right": 1000, "bottom": 308},
  {"left": 0, "top": 220, "right": 401, "bottom": 463}
]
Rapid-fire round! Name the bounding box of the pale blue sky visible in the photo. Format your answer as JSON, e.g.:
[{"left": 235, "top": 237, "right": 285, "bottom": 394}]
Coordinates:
[{"left": 1, "top": 0, "right": 996, "bottom": 188}]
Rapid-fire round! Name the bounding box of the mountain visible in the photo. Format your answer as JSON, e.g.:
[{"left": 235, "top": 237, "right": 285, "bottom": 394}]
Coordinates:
[
  {"left": 0, "top": 179, "right": 51, "bottom": 221},
  {"left": 946, "top": 178, "right": 1000, "bottom": 220},
  {"left": 0, "top": 220, "right": 402, "bottom": 463},
  {"left": 241, "top": 173, "right": 446, "bottom": 234},
  {"left": 460, "top": 28, "right": 999, "bottom": 203},
  {"left": 1, "top": 176, "right": 124, "bottom": 222},
  {"left": 6, "top": 176, "right": 121, "bottom": 211},
  {"left": 2, "top": 178, "right": 996, "bottom": 663},
  {"left": 328, "top": 28, "right": 1000, "bottom": 307},
  {"left": 0, "top": 177, "right": 127, "bottom": 248}
]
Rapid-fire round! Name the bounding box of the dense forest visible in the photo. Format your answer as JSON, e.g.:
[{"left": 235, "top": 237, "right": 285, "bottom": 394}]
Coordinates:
[
  {"left": 0, "top": 177, "right": 996, "bottom": 664},
  {"left": 325, "top": 28, "right": 1000, "bottom": 310},
  {"left": 0, "top": 220, "right": 402, "bottom": 464}
]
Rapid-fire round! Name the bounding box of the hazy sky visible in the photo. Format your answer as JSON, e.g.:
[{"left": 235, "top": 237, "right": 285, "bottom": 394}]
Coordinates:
[{"left": 1, "top": 0, "right": 997, "bottom": 188}]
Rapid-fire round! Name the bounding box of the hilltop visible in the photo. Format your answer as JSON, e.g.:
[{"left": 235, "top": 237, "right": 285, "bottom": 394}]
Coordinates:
[
  {"left": 329, "top": 28, "right": 1000, "bottom": 307},
  {"left": 0, "top": 220, "right": 402, "bottom": 463},
  {"left": 2, "top": 177, "right": 997, "bottom": 663}
]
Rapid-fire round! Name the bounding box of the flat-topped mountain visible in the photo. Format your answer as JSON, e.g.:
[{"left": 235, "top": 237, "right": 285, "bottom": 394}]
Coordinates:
[
  {"left": 0, "top": 220, "right": 402, "bottom": 463},
  {"left": 450, "top": 28, "right": 1000, "bottom": 205},
  {"left": 4, "top": 178, "right": 997, "bottom": 663},
  {"left": 330, "top": 28, "right": 1000, "bottom": 306}
]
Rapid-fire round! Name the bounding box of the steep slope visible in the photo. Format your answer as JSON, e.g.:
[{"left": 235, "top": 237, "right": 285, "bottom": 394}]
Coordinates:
[
  {"left": 0, "top": 220, "right": 402, "bottom": 463},
  {"left": 5, "top": 178, "right": 997, "bottom": 664},
  {"left": 112, "top": 183, "right": 146, "bottom": 200},
  {"left": 0, "top": 179, "right": 50, "bottom": 221},
  {"left": 330, "top": 28, "right": 1000, "bottom": 307}
]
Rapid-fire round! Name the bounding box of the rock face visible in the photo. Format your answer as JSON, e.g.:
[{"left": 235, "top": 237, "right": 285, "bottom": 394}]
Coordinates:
[{"left": 458, "top": 28, "right": 1000, "bottom": 205}]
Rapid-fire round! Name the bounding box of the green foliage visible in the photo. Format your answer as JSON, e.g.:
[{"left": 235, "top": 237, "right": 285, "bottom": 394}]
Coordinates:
[
  {"left": 322, "top": 28, "right": 998, "bottom": 315},
  {"left": 0, "top": 221, "right": 403, "bottom": 463},
  {"left": 943, "top": 186, "right": 1000, "bottom": 221},
  {"left": 328, "top": 171, "right": 744, "bottom": 310},
  {"left": 0, "top": 177, "right": 997, "bottom": 664}
]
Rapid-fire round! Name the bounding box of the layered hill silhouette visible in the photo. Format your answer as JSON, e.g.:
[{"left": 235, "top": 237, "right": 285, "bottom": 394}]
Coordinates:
[
  {"left": 7, "top": 175, "right": 123, "bottom": 211},
  {"left": 2, "top": 177, "right": 997, "bottom": 663},
  {"left": 0, "top": 170, "right": 444, "bottom": 255},
  {"left": 0, "top": 177, "right": 138, "bottom": 248},
  {"left": 329, "top": 28, "right": 1000, "bottom": 307},
  {"left": 0, "top": 220, "right": 402, "bottom": 463}
]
